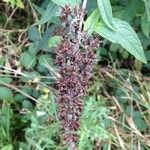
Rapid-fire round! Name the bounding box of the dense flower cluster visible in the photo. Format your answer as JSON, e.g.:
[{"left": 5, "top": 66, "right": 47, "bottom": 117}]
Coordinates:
[{"left": 55, "top": 6, "right": 100, "bottom": 149}]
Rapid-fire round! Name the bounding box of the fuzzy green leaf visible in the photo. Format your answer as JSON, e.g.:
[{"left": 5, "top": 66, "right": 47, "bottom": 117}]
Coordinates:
[
  {"left": 95, "top": 19, "right": 147, "bottom": 63},
  {"left": 38, "top": 1, "right": 60, "bottom": 25},
  {"left": 84, "top": 9, "right": 100, "bottom": 34},
  {"left": 52, "top": 0, "right": 81, "bottom": 7},
  {"left": 97, "top": 0, "right": 115, "bottom": 30}
]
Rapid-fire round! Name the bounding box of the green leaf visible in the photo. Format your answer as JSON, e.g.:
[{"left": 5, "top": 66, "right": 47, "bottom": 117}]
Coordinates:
[
  {"left": 48, "top": 36, "right": 62, "bottom": 48},
  {"left": 0, "top": 56, "right": 5, "bottom": 66},
  {"left": 133, "top": 111, "right": 147, "bottom": 132},
  {"left": 38, "top": 54, "right": 53, "bottom": 67},
  {"left": 84, "top": 9, "right": 100, "bottom": 34},
  {"left": 32, "top": 3, "right": 44, "bottom": 15},
  {"left": 28, "top": 27, "right": 40, "bottom": 42},
  {"left": 1, "top": 144, "right": 13, "bottom": 150},
  {"left": 141, "top": 10, "right": 150, "bottom": 38},
  {"left": 144, "top": 0, "right": 150, "bottom": 21},
  {"left": 122, "top": 0, "right": 143, "bottom": 23},
  {"left": 97, "top": 0, "right": 115, "bottom": 30},
  {"left": 3, "top": 0, "right": 24, "bottom": 9},
  {"left": 22, "top": 100, "right": 33, "bottom": 110},
  {"left": 20, "top": 52, "right": 36, "bottom": 69},
  {"left": 0, "top": 77, "right": 12, "bottom": 85},
  {"left": 145, "top": 51, "right": 150, "bottom": 61},
  {"left": 95, "top": 19, "right": 147, "bottom": 63},
  {"left": 38, "top": 1, "right": 60, "bottom": 25},
  {"left": 28, "top": 43, "right": 39, "bottom": 55},
  {"left": 0, "top": 86, "right": 13, "bottom": 102},
  {"left": 16, "top": 0, "right": 24, "bottom": 9},
  {"left": 38, "top": 28, "right": 55, "bottom": 51},
  {"left": 52, "top": 0, "right": 81, "bottom": 7}
]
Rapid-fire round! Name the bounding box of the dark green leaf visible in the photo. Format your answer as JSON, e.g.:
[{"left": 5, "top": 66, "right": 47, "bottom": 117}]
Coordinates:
[
  {"left": 38, "top": 54, "right": 53, "bottom": 67},
  {"left": 28, "top": 27, "right": 40, "bottom": 42}
]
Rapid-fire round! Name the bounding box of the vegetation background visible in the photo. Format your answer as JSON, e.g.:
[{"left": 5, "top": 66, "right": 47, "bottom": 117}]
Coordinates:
[{"left": 0, "top": 0, "right": 150, "bottom": 149}]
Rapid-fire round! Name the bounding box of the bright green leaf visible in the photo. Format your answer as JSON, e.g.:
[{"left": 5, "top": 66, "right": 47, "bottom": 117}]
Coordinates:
[
  {"left": 95, "top": 19, "right": 147, "bottom": 63},
  {"left": 1, "top": 144, "right": 13, "bottom": 150},
  {"left": 48, "top": 36, "right": 62, "bottom": 48},
  {"left": 84, "top": 9, "right": 100, "bottom": 34},
  {"left": 97, "top": 0, "right": 116, "bottom": 30},
  {"left": 16, "top": 0, "right": 24, "bottom": 9}
]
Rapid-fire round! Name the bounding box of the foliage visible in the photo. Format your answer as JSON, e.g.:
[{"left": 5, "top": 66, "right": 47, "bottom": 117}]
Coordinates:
[
  {"left": 2, "top": 0, "right": 24, "bottom": 8},
  {"left": 0, "top": 0, "right": 150, "bottom": 149}
]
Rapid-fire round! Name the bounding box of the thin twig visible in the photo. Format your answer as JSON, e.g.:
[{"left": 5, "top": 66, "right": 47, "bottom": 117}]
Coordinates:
[{"left": 4, "top": 7, "right": 18, "bottom": 29}]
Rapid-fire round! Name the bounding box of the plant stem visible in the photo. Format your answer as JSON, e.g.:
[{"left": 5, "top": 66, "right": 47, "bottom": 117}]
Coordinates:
[
  {"left": 78, "top": 0, "right": 88, "bottom": 40},
  {"left": 82, "top": 0, "right": 87, "bottom": 10}
]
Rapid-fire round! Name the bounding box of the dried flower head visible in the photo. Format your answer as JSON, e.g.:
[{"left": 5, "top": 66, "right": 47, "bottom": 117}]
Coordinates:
[{"left": 54, "top": 6, "right": 100, "bottom": 149}]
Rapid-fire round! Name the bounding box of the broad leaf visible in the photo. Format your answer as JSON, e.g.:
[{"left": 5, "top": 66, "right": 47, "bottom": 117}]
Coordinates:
[
  {"left": 38, "top": 1, "right": 60, "bottom": 25},
  {"left": 84, "top": 9, "right": 100, "bottom": 34},
  {"left": 52, "top": 0, "right": 81, "bottom": 7},
  {"left": 95, "top": 19, "right": 147, "bottom": 63},
  {"left": 97, "top": 0, "right": 115, "bottom": 30}
]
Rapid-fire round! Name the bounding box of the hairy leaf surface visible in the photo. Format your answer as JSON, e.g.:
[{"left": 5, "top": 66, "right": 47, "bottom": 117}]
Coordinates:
[{"left": 95, "top": 19, "right": 147, "bottom": 63}]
